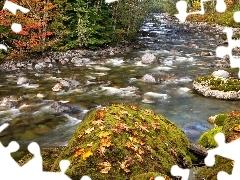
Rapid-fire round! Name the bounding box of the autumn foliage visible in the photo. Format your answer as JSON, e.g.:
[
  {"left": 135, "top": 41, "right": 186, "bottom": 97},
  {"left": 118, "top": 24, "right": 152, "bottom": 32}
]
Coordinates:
[
  {"left": 0, "top": 0, "right": 57, "bottom": 57},
  {"left": 51, "top": 104, "right": 194, "bottom": 180}
]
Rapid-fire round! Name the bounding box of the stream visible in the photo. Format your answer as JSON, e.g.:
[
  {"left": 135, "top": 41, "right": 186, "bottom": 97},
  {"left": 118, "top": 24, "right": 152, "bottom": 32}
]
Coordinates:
[{"left": 0, "top": 13, "right": 239, "bottom": 156}]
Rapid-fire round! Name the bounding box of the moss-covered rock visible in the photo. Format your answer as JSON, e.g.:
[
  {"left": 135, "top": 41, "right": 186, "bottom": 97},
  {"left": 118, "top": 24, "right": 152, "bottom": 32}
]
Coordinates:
[
  {"left": 130, "top": 172, "right": 166, "bottom": 180},
  {"left": 196, "top": 110, "right": 240, "bottom": 180},
  {"left": 193, "top": 75, "right": 240, "bottom": 100},
  {"left": 214, "top": 114, "right": 228, "bottom": 126},
  {"left": 198, "top": 126, "right": 223, "bottom": 148},
  {"left": 51, "top": 104, "right": 194, "bottom": 180}
]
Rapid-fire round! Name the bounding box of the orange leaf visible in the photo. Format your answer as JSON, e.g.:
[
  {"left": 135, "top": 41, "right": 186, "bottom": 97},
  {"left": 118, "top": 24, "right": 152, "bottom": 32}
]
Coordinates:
[
  {"left": 82, "top": 149, "right": 93, "bottom": 160},
  {"left": 85, "top": 127, "right": 95, "bottom": 134},
  {"left": 74, "top": 148, "right": 84, "bottom": 157},
  {"left": 95, "top": 109, "right": 106, "bottom": 119},
  {"left": 98, "top": 162, "right": 111, "bottom": 173},
  {"left": 100, "top": 136, "right": 112, "bottom": 147},
  {"left": 130, "top": 105, "right": 139, "bottom": 111}
]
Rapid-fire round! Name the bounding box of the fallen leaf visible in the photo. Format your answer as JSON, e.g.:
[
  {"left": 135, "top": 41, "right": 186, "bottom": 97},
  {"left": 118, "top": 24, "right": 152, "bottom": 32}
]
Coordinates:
[
  {"left": 138, "top": 148, "right": 145, "bottom": 155},
  {"left": 151, "top": 122, "right": 160, "bottom": 130},
  {"left": 98, "top": 146, "right": 106, "bottom": 156},
  {"left": 82, "top": 149, "right": 93, "bottom": 160},
  {"left": 74, "top": 148, "right": 84, "bottom": 157},
  {"left": 87, "top": 142, "right": 93, "bottom": 147},
  {"left": 100, "top": 136, "right": 112, "bottom": 147},
  {"left": 92, "top": 119, "right": 104, "bottom": 126},
  {"left": 135, "top": 153, "right": 143, "bottom": 162},
  {"left": 233, "top": 124, "right": 240, "bottom": 132},
  {"left": 129, "top": 136, "right": 145, "bottom": 145},
  {"left": 130, "top": 105, "right": 139, "bottom": 111},
  {"left": 85, "top": 127, "right": 95, "bottom": 134},
  {"left": 78, "top": 131, "right": 85, "bottom": 139},
  {"left": 96, "top": 109, "right": 106, "bottom": 119},
  {"left": 119, "top": 156, "right": 135, "bottom": 173},
  {"left": 97, "top": 131, "right": 112, "bottom": 138},
  {"left": 98, "top": 161, "right": 111, "bottom": 173},
  {"left": 99, "top": 125, "right": 105, "bottom": 130},
  {"left": 134, "top": 122, "right": 149, "bottom": 132},
  {"left": 144, "top": 109, "right": 153, "bottom": 115}
]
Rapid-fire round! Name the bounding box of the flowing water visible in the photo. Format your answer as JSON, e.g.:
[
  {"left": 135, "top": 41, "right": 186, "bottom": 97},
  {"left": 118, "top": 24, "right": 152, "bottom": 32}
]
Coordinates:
[{"left": 0, "top": 13, "right": 239, "bottom": 157}]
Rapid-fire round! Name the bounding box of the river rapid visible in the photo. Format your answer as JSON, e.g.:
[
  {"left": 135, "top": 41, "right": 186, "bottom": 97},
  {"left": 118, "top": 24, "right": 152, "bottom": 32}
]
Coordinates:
[{"left": 0, "top": 13, "right": 239, "bottom": 157}]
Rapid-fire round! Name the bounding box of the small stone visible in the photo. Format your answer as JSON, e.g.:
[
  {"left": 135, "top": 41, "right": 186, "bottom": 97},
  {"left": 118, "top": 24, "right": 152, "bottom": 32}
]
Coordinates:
[{"left": 52, "top": 83, "right": 63, "bottom": 92}]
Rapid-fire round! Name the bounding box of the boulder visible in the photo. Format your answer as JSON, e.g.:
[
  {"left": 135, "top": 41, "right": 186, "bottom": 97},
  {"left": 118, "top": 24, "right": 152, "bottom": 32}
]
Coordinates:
[
  {"left": 51, "top": 104, "right": 194, "bottom": 180},
  {"left": 17, "top": 77, "right": 29, "bottom": 85},
  {"left": 141, "top": 74, "right": 156, "bottom": 83},
  {"left": 141, "top": 53, "right": 157, "bottom": 64},
  {"left": 212, "top": 70, "right": 230, "bottom": 78}
]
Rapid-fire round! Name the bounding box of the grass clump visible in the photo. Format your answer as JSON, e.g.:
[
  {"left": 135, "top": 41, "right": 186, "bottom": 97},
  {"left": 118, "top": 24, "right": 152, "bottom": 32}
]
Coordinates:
[{"left": 51, "top": 103, "right": 194, "bottom": 180}]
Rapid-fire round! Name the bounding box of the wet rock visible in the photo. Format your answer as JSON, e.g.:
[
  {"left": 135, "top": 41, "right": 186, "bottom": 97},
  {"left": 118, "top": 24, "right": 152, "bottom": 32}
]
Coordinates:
[
  {"left": 33, "top": 125, "right": 51, "bottom": 135},
  {"left": 207, "top": 115, "right": 217, "bottom": 124},
  {"left": 141, "top": 74, "right": 156, "bottom": 83},
  {"left": 43, "top": 57, "right": 51, "bottom": 63},
  {"left": 17, "top": 77, "right": 29, "bottom": 85},
  {"left": 151, "top": 71, "right": 170, "bottom": 82},
  {"left": 141, "top": 53, "right": 157, "bottom": 64},
  {"left": 0, "top": 96, "right": 17, "bottom": 109},
  {"left": 200, "top": 51, "right": 213, "bottom": 56},
  {"left": 50, "top": 101, "right": 83, "bottom": 114},
  {"left": 71, "top": 57, "right": 91, "bottom": 66},
  {"left": 52, "top": 82, "right": 63, "bottom": 92},
  {"left": 212, "top": 70, "right": 230, "bottom": 78},
  {"left": 60, "top": 59, "right": 68, "bottom": 65}
]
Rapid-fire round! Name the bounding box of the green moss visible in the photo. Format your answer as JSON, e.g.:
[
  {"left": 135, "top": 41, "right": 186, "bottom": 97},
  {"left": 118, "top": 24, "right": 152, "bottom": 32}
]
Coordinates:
[
  {"left": 195, "top": 75, "right": 240, "bottom": 92},
  {"left": 196, "top": 110, "right": 240, "bottom": 179},
  {"left": 130, "top": 172, "right": 165, "bottom": 180},
  {"left": 214, "top": 114, "right": 228, "bottom": 126},
  {"left": 198, "top": 126, "right": 223, "bottom": 148},
  {"left": 51, "top": 104, "right": 194, "bottom": 180}
]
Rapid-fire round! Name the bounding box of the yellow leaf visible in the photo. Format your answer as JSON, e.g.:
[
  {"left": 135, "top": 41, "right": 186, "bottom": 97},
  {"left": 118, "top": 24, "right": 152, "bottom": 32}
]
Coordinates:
[
  {"left": 97, "top": 131, "right": 112, "bottom": 138},
  {"left": 85, "top": 127, "right": 95, "bottom": 134},
  {"left": 233, "top": 124, "right": 240, "bottom": 132},
  {"left": 82, "top": 149, "right": 93, "bottom": 160}
]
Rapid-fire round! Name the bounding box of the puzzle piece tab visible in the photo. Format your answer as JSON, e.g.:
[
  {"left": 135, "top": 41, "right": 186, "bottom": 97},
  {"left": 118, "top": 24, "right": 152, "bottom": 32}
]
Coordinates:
[
  {"left": 216, "top": 27, "right": 240, "bottom": 78},
  {"left": 175, "top": 0, "right": 226, "bottom": 23},
  {"left": 204, "top": 132, "right": 240, "bottom": 179}
]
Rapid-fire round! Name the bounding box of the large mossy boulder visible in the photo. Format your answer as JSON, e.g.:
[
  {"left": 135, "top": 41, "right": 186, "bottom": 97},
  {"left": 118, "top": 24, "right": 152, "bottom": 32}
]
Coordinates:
[
  {"left": 196, "top": 110, "right": 240, "bottom": 180},
  {"left": 51, "top": 104, "right": 193, "bottom": 180}
]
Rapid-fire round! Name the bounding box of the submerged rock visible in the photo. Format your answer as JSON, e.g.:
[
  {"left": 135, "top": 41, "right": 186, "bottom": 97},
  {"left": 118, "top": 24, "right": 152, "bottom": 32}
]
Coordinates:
[
  {"left": 51, "top": 104, "right": 194, "bottom": 180},
  {"left": 50, "top": 101, "right": 83, "bottom": 114}
]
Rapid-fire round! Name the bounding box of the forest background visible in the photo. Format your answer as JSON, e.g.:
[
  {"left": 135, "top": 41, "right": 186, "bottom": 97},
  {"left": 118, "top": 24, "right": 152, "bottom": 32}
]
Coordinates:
[{"left": 0, "top": 0, "right": 240, "bottom": 59}]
